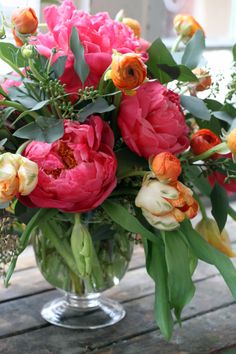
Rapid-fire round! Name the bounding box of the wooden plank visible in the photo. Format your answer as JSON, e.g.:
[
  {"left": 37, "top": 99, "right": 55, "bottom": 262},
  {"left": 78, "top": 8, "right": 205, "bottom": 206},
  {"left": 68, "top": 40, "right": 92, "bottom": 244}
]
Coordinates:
[
  {"left": 0, "top": 273, "right": 234, "bottom": 349},
  {"left": 92, "top": 303, "right": 236, "bottom": 354},
  {"left": 0, "top": 255, "right": 222, "bottom": 303}
]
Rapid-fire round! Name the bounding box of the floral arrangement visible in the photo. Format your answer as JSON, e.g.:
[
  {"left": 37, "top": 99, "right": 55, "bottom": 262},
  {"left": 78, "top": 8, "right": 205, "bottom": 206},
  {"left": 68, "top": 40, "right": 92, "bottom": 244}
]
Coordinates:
[{"left": 1, "top": 0, "right": 236, "bottom": 339}]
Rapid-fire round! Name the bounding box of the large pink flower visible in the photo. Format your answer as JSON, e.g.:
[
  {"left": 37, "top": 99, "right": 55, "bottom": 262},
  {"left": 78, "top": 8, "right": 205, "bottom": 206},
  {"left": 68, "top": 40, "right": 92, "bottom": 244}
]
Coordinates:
[
  {"left": 117, "top": 81, "right": 189, "bottom": 159},
  {"left": 35, "top": 0, "right": 145, "bottom": 95},
  {"left": 20, "top": 116, "right": 117, "bottom": 212}
]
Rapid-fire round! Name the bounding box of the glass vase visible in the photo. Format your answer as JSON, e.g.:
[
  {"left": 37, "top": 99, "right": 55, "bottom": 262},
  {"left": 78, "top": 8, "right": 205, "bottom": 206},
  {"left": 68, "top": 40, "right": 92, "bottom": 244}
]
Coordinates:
[{"left": 32, "top": 210, "right": 133, "bottom": 329}]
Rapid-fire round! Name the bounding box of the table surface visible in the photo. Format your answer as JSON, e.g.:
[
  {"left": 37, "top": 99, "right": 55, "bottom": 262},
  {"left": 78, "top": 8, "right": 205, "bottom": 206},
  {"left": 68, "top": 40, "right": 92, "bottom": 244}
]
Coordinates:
[{"left": 1, "top": 217, "right": 236, "bottom": 354}]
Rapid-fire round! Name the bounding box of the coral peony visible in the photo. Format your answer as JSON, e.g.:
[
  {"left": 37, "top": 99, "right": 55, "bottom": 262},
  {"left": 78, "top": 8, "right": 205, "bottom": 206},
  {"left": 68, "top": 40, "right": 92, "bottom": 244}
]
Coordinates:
[
  {"left": 190, "top": 129, "right": 221, "bottom": 156},
  {"left": 35, "top": 0, "right": 144, "bottom": 95},
  {"left": 118, "top": 81, "right": 189, "bottom": 159},
  {"left": 21, "top": 116, "right": 117, "bottom": 212}
]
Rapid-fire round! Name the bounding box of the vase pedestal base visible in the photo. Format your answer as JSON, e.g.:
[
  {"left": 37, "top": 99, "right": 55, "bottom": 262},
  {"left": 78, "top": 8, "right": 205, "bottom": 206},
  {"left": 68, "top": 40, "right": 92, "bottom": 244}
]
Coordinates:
[{"left": 41, "top": 292, "right": 126, "bottom": 329}]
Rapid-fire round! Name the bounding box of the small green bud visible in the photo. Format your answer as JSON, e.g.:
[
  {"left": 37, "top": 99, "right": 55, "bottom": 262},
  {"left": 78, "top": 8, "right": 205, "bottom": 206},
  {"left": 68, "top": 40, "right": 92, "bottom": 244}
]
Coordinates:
[
  {"left": 0, "top": 26, "right": 6, "bottom": 39},
  {"left": 21, "top": 45, "right": 34, "bottom": 59}
]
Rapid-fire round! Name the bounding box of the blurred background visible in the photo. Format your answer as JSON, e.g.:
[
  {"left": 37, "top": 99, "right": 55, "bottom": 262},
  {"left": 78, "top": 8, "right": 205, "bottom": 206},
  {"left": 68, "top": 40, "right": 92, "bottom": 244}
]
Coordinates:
[{"left": 0, "top": 0, "right": 234, "bottom": 47}]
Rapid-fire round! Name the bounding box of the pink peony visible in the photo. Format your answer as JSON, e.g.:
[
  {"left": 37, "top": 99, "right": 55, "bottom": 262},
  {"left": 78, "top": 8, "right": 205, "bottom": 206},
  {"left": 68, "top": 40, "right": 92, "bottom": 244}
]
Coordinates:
[
  {"left": 117, "top": 81, "right": 189, "bottom": 159},
  {"left": 20, "top": 116, "right": 117, "bottom": 212},
  {"left": 35, "top": 0, "right": 145, "bottom": 95}
]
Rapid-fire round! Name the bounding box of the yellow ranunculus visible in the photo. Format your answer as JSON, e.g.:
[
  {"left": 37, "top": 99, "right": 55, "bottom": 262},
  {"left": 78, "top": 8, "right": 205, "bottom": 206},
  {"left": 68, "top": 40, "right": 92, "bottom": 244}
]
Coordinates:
[
  {"left": 0, "top": 153, "right": 38, "bottom": 203},
  {"left": 195, "top": 218, "right": 236, "bottom": 257}
]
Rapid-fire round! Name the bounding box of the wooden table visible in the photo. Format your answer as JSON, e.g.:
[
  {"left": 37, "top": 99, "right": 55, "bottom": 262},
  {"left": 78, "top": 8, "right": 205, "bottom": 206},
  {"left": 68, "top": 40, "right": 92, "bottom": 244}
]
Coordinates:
[{"left": 1, "top": 218, "right": 236, "bottom": 354}]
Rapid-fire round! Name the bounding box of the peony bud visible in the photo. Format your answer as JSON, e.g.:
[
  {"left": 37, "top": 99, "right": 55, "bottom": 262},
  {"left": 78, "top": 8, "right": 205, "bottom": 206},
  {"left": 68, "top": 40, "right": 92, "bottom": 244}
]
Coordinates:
[
  {"left": 135, "top": 174, "right": 198, "bottom": 230},
  {"left": 190, "top": 129, "right": 221, "bottom": 156},
  {"left": 0, "top": 153, "right": 38, "bottom": 203},
  {"left": 110, "top": 52, "right": 147, "bottom": 94},
  {"left": 195, "top": 218, "right": 236, "bottom": 257},
  {"left": 173, "top": 14, "right": 204, "bottom": 42},
  {"left": 192, "top": 68, "right": 212, "bottom": 92},
  {"left": 151, "top": 152, "right": 181, "bottom": 184},
  {"left": 123, "top": 17, "right": 141, "bottom": 38}
]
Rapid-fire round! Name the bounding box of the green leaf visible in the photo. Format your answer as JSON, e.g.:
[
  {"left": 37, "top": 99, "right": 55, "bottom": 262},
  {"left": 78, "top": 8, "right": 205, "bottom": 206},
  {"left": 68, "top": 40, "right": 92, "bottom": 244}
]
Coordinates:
[
  {"left": 0, "top": 42, "right": 26, "bottom": 67},
  {"left": 162, "top": 230, "right": 195, "bottom": 321},
  {"left": 213, "top": 111, "right": 233, "bottom": 125},
  {"left": 147, "top": 38, "right": 177, "bottom": 83},
  {"left": 182, "top": 220, "right": 236, "bottom": 300},
  {"left": 204, "top": 99, "right": 223, "bottom": 111},
  {"left": 145, "top": 238, "right": 174, "bottom": 340},
  {"left": 31, "top": 100, "right": 50, "bottom": 111},
  {"left": 210, "top": 183, "right": 229, "bottom": 232},
  {"left": 13, "top": 117, "right": 64, "bottom": 143},
  {"left": 184, "top": 164, "right": 211, "bottom": 196},
  {"left": 102, "top": 200, "right": 158, "bottom": 244},
  {"left": 233, "top": 44, "right": 236, "bottom": 61},
  {"left": 181, "top": 95, "right": 211, "bottom": 120},
  {"left": 70, "top": 26, "right": 90, "bottom": 85},
  {"left": 116, "top": 147, "right": 147, "bottom": 179},
  {"left": 51, "top": 55, "right": 67, "bottom": 78},
  {"left": 7, "top": 87, "right": 38, "bottom": 109},
  {"left": 181, "top": 30, "right": 205, "bottom": 69},
  {"left": 79, "top": 97, "right": 115, "bottom": 122},
  {"left": 14, "top": 200, "right": 39, "bottom": 224},
  {"left": 178, "top": 65, "right": 198, "bottom": 82}
]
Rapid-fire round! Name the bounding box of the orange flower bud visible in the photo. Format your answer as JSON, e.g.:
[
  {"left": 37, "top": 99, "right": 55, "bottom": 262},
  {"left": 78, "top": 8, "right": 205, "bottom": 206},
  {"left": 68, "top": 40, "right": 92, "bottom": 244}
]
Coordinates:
[
  {"left": 12, "top": 7, "right": 38, "bottom": 46},
  {"left": 151, "top": 152, "right": 181, "bottom": 184},
  {"left": 12, "top": 7, "right": 38, "bottom": 34},
  {"left": 227, "top": 128, "right": 236, "bottom": 155},
  {"left": 110, "top": 52, "right": 147, "bottom": 94},
  {"left": 123, "top": 17, "right": 141, "bottom": 38},
  {"left": 190, "top": 129, "right": 221, "bottom": 156},
  {"left": 173, "top": 14, "right": 204, "bottom": 41},
  {"left": 192, "top": 68, "right": 211, "bottom": 92}
]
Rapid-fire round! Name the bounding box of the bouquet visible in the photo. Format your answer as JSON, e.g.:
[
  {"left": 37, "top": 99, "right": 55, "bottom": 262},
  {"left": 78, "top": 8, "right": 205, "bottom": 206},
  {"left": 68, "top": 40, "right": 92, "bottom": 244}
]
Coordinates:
[{"left": 1, "top": 0, "right": 236, "bottom": 338}]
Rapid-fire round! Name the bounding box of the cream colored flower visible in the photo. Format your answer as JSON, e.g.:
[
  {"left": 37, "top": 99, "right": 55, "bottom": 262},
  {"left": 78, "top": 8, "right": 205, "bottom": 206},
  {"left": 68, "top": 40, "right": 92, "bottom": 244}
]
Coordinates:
[
  {"left": 135, "top": 174, "right": 198, "bottom": 231},
  {"left": 0, "top": 153, "right": 38, "bottom": 203}
]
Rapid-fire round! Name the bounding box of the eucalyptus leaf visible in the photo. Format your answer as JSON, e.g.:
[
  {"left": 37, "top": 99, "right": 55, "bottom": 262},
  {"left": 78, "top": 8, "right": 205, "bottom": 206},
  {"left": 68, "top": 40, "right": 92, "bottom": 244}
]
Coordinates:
[
  {"left": 7, "top": 87, "right": 38, "bottom": 109},
  {"left": 70, "top": 26, "right": 90, "bottom": 85},
  {"left": 181, "top": 95, "right": 211, "bottom": 120},
  {"left": 213, "top": 111, "right": 233, "bottom": 125},
  {"left": 181, "top": 30, "right": 205, "bottom": 69},
  {"left": 79, "top": 97, "right": 115, "bottom": 122},
  {"left": 184, "top": 164, "right": 211, "bottom": 196},
  {"left": 51, "top": 56, "right": 67, "bottom": 78},
  {"left": 13, "top": 117, "right": 64, "bottom": 143},
  {"left": 210, "top": 183, "right": 228, "bottom": 232}
]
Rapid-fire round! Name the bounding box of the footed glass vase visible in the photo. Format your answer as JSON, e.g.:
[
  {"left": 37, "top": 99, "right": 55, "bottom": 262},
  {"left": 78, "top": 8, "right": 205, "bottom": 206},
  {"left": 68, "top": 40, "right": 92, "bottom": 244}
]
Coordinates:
[{"left": 32, "top": 211, "right": 133, "bottom": 329}]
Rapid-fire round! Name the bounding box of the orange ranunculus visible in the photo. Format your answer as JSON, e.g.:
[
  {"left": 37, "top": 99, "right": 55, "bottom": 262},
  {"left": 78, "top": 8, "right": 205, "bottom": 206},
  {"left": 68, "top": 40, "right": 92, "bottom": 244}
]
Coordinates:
[
  {"left": 196, "top": 218, "right": 236, "bottom": 257},
  {"left": 12, "top": 7, "right": 38, "bottom": 46},
  {"left": 151, "top": 152, "right": 181, "bottom": 184},
  {"left": 227, "top": 128, "right": 236, "bottom": 156},
  {"left": 192, "top": 68, "right": 211, "bottom": 92},
  {"left": 123, "top": 17, "right": 141, "bottom": 38},
  {"left": 173, "top": 14, "right": 204, "bottom": 41},
  {"left": 190, "top": 129, "right": 221, "bottom": 156},
  {"left": 110, "top": 52, "right": 147, "bottom": 94},
  {"left": 135, "top": 175, "right": 198, "bottom": 231}
]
